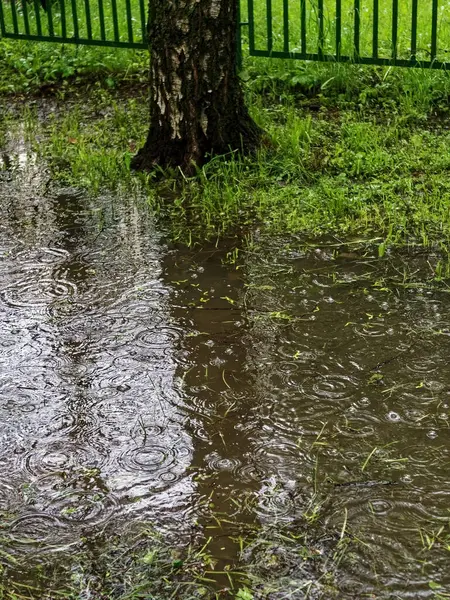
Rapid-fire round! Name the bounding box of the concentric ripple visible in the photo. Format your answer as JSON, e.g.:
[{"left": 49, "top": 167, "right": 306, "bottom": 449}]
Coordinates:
[
  {"left": 16, "top": 247, "right": 70, "bottom": 265},
  {"left": 115, "top": 430, "right": 191, "bottom": 495},
  {"left": 119, "top": 445, "right": 173, "bottom": 474},
  {"left": 8, "top": 513, "right": 68, "bottom": 548},
  {"left": 298, "top": 373, "right": 358, "bottom": 413},
  {"left": 1, "top": 277, "right": 77, "bottom": 309},
  {"left": 255, "top": 477, "right": 300, "bottom": 524},
  {"left": 205, "top": 452, "right": 241, "bottom": 473},
  {"left": 132, "top": 326, "right": 181, "bottom": 354},
  {"left": 44, "top": 489, "right": 119, "bottom": 527},
  {"left": 20, "top": 440, "right": 106, "bottom": 478}
]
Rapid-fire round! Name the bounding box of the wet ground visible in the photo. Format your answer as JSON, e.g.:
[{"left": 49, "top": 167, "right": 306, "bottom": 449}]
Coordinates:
[{"left": 1, "top": 146, "right": 450, "bottom": 599}]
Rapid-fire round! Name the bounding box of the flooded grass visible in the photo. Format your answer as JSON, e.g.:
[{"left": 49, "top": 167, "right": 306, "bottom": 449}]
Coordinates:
[
  {"left": 0, "top": 165, "right": 449, "bottom": 598},
  {"left": 0, "top": 517, "right": 344, "bottom": 599}
]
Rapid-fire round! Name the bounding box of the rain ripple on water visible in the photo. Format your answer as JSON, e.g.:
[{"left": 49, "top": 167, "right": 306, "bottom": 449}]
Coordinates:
[{"left": 0, "top": 176, "right": 450, "bottom": 599}]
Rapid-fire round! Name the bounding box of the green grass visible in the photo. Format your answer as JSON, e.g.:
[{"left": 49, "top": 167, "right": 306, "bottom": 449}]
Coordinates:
[
  {"left": 0, "top": 0, "right": 149, "bottom": 92},
  {"left": 4, "top": 58, "right": 449, "bottom": 269},
  {"left": 2, "top": 3, "right": 450, "bottom": 265},
  {"left": 0, "top": 0, "right": 147, "bottom": 45},
  {"left": 244, "top": 0, "right": 450, "bottom": 63},
  {"left": 0, "top": 37, "right": 148, "bottom": 93}
]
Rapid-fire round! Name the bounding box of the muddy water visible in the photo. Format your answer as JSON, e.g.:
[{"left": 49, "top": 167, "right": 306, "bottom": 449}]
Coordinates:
[{"left": 0, "top": 156, "right": 450, "bottom": 599}]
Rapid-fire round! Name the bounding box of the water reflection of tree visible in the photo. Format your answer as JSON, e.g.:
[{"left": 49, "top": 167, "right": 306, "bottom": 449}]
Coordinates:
[{"left": 161, "top": 246, "right": 262, "bottom": 574}]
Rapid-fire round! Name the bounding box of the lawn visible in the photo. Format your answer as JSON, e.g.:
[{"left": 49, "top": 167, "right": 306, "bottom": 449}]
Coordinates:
[
  {"left": 247, "top": 0, "right": 450, "bottom": 63},
  {"left": 1, "top": 0, "right": 450, "bottom": 269},
  {"left": 2, "top": 0, "right": 450, "bottom": 64}
]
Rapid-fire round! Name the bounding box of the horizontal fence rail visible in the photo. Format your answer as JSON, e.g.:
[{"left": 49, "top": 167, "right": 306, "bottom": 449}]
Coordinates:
[
  {"left": 244, "top": 0, "right": 450, "bottom": 69},
  {"left": 0, "top": 0, "right": 147, "bottom": 48}
]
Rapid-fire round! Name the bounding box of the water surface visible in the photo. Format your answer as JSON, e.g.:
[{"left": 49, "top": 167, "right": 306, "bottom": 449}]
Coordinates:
[{"left": 1, "top": 150, "right": 449, "bottom": 599}]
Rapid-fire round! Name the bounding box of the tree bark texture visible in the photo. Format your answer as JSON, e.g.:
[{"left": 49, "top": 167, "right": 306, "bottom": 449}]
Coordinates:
[{"left": 131, "top": 0, "right": 262, "bottom": 174}]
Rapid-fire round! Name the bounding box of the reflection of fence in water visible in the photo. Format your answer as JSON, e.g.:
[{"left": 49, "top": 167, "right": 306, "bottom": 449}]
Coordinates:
[{"left": 0, "top": 0, "right": 147, "bottom": 47}]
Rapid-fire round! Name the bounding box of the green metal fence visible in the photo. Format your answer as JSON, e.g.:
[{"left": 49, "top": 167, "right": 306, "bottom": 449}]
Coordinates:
[
  {"left": 244, "top": 0, "right": 450, "bottom": 69},
  {"left": 0, "top": 0, "right": 147, "bottom": 48},
  {"left": 1, "top": 0, "right": 450, "bottom": 69}
]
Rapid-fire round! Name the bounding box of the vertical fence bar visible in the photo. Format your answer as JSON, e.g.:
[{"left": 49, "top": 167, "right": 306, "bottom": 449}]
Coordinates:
[
  {"left": 266, "top": 0, "right": 273, "bottom": 53},
  {"left": 84, "top": 0, "right": 93, "bottom": 39},
  {"left": 97, "top": 0, "right": 106, "bottom": 39},
  {"left": 60, "top": 0, "right": 66, "bottom": 38},
  {"left": 33, "top": 0, "right": 43, "bottom": 36},
  {"left": 125, "top": 0, "right": 133, "bottom": 42},
  {"left": 300, "top": 0, "right": 306, "bottom": 53},
  {"left": 248, "top": 0, "right": 255, "bottom": 51},
  {"left": 0, "top": 1, "right": 6, "bottom": 36},
  {"left": 236, "top": 0, "right": 242, "bottom": 70},
  {"left": 10, "top": 0, "right": 19, "bottom": 35},
  {"left": 70, "top": 0, "right": 79, "bottom": 40},
  {"left": 318, "top": 0, "right": 324, "bottom": 57},
  {"left": 336, "top": 0, "right": 341, "bottom": 57},
  {"left": 431, "top": 0, "right": 438, "bottom": 60},
  {"left": 354, "top": 0, "right": 360, "bottom": 58},
  {"left": 372, "top": 0, "right": 378, "bottom": 57},
  {"left": 111, "top": 0, "right": 120, "bottom": 42},
  {"left": 391, "top": 0, "right": 398, "bottom": 60},
  {"left": 283, "top": 0, "right": 289, "bottom": 53},
  {"left": 317, "top": 0, "right": 325, "bottom": 60},
  {"left": 139, "top": 0, "right": 146, "bottom": 43},
  {"left": 46, "top": 0, "right": 54, "bottom": 36},
  {"left": 21, "top": 0, "right": 31, "bottom": 35},
  {"left": 410, "top": 0, "right": 418, "bottom": 60}
]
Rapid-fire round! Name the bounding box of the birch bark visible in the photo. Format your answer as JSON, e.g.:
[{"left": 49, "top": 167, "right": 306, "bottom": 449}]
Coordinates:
[{"left": 131, "top": 0, "right": 262, "bottom": 174}]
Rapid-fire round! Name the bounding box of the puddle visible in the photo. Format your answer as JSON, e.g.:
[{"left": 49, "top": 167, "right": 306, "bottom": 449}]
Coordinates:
[{"left": 0, "top": 148, "right": 450, "bottom": 598}]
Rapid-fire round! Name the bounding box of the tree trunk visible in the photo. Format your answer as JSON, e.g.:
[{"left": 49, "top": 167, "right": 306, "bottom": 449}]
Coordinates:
[{"left": 131, "top": 0, "right": 262, "bottom": 175}]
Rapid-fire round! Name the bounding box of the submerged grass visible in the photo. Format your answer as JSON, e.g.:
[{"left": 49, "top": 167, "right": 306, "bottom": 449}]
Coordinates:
[{"left": 0, "top": 511, "right": 343, "bottom": 599}]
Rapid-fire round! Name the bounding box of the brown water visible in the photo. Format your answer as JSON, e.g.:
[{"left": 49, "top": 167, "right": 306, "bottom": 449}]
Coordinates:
[{"left": 1, "top": 150, "right": 450, "bottom": 599}]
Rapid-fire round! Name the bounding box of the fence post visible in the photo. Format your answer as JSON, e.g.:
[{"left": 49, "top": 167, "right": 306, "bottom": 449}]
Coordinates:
[
  {"left": 431, "top": 0, "right": 438, "bottom": 61},
  {"left": 0, "top": 1, "right": 6, "bottom": 38},
  {"left": 354, "top": 0, "right": 360, "bottom": 59},
  {"left": 411, "top": 0, "right": 418, "bottom": 61},
  {"left": 236, "top": 0, "right": 243, "bottom": 71}
]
